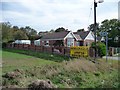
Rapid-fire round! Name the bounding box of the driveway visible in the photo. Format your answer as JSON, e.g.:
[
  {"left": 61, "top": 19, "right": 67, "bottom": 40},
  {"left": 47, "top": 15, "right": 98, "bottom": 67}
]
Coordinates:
[{"left": 103, "top": 56, "right": 120, "bottom": 60}]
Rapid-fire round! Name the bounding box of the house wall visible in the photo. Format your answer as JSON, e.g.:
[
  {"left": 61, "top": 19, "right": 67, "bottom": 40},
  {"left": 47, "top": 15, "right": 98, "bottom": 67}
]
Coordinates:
[
  {"left": 39, "top": 32, "right": 78, "bottom": 47},
  {"left": 85, "top": 31, "right": 94, "bottom": 41},
  {"left": 49, "top": 40, "right": 56, "bottom": 46},
  {"left": 40, "top": 41, "right": 44, "bottom": 46},
  {"left": 34, "top": 39, "right": 40, "bottom": 46},
  {"left": 65, "top": 33, "right": 75, "bottom": 47},
  {"left": 84, "top": 40, "right": 94, "bottom": 46},
  {"left": 83, "top": 31, "right": 94, "bottom": 46}
]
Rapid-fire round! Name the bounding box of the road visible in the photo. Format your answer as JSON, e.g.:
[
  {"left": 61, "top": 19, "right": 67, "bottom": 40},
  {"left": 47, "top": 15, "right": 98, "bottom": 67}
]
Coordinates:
[{"left": 103, "top": 56, "right": 120, "bottom": 60}]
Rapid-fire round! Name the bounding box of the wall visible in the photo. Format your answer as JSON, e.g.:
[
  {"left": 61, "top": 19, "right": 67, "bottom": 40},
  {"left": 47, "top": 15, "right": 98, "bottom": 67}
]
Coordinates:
[
  {"left": 84, "top": 40, "right": 94, "bottom": 46},
  {"left": 7, "top": 44, "right": 70, "bottom": 56},
  {"left": 7, "top": 44, "right": 95, "bottom": 57}
]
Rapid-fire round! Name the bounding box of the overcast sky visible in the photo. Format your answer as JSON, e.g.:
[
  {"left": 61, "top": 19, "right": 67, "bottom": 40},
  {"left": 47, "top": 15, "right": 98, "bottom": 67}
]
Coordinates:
[{"left": 1, "top": 0, "right": 119, "bottom": 32}]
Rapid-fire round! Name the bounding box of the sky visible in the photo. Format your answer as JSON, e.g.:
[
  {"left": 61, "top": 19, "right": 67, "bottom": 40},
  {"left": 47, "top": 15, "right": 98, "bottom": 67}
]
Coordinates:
[
  {"left": 118, "top": 1, "right": 120, "bottom": 20},
  {"left": 0, "top": 0, "right": 119, "bottom": 32}
]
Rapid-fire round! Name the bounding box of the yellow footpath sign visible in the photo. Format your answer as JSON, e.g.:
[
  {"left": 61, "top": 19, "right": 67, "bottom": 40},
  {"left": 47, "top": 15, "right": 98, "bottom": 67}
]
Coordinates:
[{"left": 70, "top": 46, "right": 89, "bottom": 57}]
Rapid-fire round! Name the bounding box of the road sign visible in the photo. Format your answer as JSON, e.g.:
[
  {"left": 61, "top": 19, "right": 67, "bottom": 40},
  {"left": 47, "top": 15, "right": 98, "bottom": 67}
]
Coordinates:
[
  {"left": 99, "top": 32, "right": 107, "bottom": 37},
  {"left": 70, "top": 46, "right": 89, "bottom": 57}
]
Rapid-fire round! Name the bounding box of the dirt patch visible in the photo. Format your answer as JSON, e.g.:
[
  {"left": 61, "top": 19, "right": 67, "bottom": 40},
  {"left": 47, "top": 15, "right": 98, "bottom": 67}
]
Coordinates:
[{"left": 28, "top": 79, "right": 57, "bottom": 90}]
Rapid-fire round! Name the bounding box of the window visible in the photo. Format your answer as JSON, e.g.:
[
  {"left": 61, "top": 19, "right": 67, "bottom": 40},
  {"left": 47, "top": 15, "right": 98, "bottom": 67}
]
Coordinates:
[
  {"left": 67, "top": 38, "right": 74, "bottom": 47},
  {"left": 45, "top": 41, "right": 49, "bottom": 46},
  {"left": 76, "top": 42, "right": 80, "bottom": 46},
  {"left": 46, "top": 41, "right": 49, "bottom": 45}
]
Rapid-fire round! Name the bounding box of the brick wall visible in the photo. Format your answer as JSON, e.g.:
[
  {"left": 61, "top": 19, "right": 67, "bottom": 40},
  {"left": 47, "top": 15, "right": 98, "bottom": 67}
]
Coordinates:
[
  {"left": 7, "top": 44, "right": 70, "bottom": 56},
  {"left": 7, "top": 44, "right": 95, "bottom": 57},
  {"left": 84, "top": 40, "right": 94, "bottom": 46}
]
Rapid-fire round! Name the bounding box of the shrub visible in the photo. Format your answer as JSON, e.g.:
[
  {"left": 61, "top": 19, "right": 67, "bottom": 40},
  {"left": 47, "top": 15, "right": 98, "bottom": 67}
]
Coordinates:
[
  {"left": 2, "top": 42, "right": 7, "bottom": 48},
  {"left": 97, "top": 42, "right": 106, "bottom": 57},
  {"left": 91, "top": 42, "right": 106, "bottom": 57}
]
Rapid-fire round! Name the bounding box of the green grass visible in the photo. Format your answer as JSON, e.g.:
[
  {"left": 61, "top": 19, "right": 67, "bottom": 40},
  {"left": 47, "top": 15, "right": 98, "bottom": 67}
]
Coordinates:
[
  {"left": 2, "top": 50, "right": 59, "bottom": 74},
  {"left": 3, "top": 48, "right": 69, "bottom": 62},
  {"left": 2, "top": 49, "right": 119, "bottom": 88}
]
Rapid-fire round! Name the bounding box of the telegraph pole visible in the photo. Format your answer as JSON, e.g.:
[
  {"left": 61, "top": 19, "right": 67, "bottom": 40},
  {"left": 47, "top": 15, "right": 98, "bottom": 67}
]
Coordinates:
[
  {"left": 94, "top": 0, "right": 104, "bottom": 60},
  {"left": 94, "top": 0, "right": 97, "bottom": 59}
]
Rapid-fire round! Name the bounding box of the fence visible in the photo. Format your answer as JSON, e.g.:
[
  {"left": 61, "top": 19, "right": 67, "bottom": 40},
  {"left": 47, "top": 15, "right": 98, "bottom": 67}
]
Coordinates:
[
  {"left": 7, "top": 44, "right": 70, "bottom": 56},
  {"left": 6, "top": 44, "right": 95, "bottom": 57}
]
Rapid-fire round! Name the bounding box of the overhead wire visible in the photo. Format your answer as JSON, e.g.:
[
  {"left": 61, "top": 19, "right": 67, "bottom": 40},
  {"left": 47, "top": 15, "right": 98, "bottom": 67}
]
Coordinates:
[{"left": 87, "top": 2, "right": 93, "bottom": 29}]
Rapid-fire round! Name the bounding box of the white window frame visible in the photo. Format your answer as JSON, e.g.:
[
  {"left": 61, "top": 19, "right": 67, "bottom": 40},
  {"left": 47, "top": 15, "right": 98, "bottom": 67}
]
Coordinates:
[{"left": 67, "top": 38, "right": 74, "bottom": 47}]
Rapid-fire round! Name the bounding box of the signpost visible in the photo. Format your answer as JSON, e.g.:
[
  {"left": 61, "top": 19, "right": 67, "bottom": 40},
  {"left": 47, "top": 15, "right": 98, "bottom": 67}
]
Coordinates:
[
  {"left": 70, "top": 46, "right": 89, "bottom": 57},
  {"left": 99, "top": 31, "right": 108, "bottom": 62}
]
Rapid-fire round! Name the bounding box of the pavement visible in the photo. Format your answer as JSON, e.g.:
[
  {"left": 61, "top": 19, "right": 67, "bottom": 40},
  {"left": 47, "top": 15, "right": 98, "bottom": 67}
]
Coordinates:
[{"left": 103, "top": 56, "right": 120, "bottom": 60}]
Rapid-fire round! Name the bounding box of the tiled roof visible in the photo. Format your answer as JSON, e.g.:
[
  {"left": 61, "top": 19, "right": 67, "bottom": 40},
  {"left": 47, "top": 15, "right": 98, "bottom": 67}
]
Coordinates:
[
  {"left": 41, "top": 31, "right": 70, "bottom": 40},
  {"left": 74, "top": 34, "right": 82, "bottom": 40},
  {"left": 97, "top": 36, "right": 105, "bottom": 41},
  {"left": 75, "top": 31, "right": 90, "bottom": 40}
]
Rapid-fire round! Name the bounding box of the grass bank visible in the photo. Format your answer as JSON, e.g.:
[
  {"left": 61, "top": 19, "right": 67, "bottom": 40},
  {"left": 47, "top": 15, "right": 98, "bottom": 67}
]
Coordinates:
[
  {"left": 2, "top": 50, "right": 59, "bottom": 74},
  {"left": 3, "top": 48, "right": 69, "bottom": 62},
  {"left": 2, "top": 49, "right": 120, "bottom": 88}
]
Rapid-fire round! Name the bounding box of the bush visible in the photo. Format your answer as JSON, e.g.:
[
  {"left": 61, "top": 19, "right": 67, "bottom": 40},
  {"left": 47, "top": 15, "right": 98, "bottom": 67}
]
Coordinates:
[
  {"left": 2, "top": 42, "right": 7, "bottom": 48},
  {"left": 97, "top": 42, "right": 106, "bottom": 57},
  {"left": 91, "top": 42, "right": 106, "bottom": 57}
]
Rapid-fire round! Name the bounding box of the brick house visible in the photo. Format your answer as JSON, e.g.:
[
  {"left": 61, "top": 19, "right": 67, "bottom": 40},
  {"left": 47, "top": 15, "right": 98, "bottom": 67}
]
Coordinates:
[
  {"left": 40, "top": 31, "right": 82, "bottom": 47},
  {"left": 74, "top": 31, "right": 94, "bottom": 46}
]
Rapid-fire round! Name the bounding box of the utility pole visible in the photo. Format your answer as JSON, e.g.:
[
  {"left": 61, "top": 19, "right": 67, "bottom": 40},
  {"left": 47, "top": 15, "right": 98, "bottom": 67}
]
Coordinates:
[
  {"left": 94, "top": 0, "right": 97, "bottom": 59},
  {"left": 93, "top": 0, "right": 104, "bottom": 60}
]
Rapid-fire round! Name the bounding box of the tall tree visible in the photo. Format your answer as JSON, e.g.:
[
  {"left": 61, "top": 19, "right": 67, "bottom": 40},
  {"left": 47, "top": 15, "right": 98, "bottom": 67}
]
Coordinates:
[
  {"left": 1, "top": 22, "right": 12, "bottom": 43},
  {"left": 88, "top": 23, "right": 99, "bottom": 34},
  {"left": 77, "top": 29, "right": 85, "bottom": 32},
  {"left": 99, "top": 19, "right": 120, "bottom": 47},
  {"left": 13, "top": 30, "right": 28, "bottom": 40},
  {"left": 55, "top": 27, "right": 67, "bottom": 32}
]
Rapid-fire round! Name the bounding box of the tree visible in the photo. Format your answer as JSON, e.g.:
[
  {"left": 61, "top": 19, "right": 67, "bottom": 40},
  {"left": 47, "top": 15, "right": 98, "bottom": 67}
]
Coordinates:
[
  {"left": 91, "top": 42, "right": 106, "bottom": 57},
  {"left": 88, "top": 23, "right": 99, "bottom": 35},
  {"left": 99, "top": 19, "right": 120, "bottom": 47},
  {"left": 50, "top": 29, "right": 54, "bottom": 33},
  {"left": 13, "top": 30, "right": 28, "bottom": 40},
  {"left": 19, "top": 26, "right": 38, "bottom": 43},
  {"left": 55, "top": 27, "right": 67, "bottom": 32},
  {"left": 13, "top": 26, "right": 19, "bottom": 31},
  {"left": 77, "top": 29, "right": 84, "bottom": 32},
  {"left": 1, "top": 22, "right": 12, "bottom": 43}
]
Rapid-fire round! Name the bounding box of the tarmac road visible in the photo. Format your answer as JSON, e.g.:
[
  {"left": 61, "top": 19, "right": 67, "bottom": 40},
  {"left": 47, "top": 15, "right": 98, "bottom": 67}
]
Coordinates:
[{"left": 103, "top": 56, "right": 120, "bottom": 60}]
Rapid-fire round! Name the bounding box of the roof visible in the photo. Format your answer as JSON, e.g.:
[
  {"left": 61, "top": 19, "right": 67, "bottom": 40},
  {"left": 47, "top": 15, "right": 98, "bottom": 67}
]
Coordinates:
[
  {"left": 74, "top": 34, "right": 82, "bottom": 40},
  {"left": 41, "top": 31, "right": 70, "bottom": 40},
  {"left": 74, "top": 31, "right": 90, "bottom": 40},
  {"left": 97, "top": 36, "right": 105, "bottom": 41}
]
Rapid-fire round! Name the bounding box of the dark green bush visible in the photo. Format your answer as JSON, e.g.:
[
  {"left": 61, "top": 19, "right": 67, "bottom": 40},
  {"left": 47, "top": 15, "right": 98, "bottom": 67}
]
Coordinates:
[
  {"left": 91, "top": 42, "right": 106, "bottom": 57},
  {"left": 2, "top": 42, "right": 7, "bottom": 48},
  {"left": 97, "top": 42, "right": 106, "bottom": 57}
]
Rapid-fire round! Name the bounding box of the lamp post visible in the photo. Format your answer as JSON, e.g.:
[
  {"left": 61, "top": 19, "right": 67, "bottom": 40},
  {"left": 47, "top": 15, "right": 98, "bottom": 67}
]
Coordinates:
[{"left": 94, "top": 0, "right": 104, "bottom": 59}]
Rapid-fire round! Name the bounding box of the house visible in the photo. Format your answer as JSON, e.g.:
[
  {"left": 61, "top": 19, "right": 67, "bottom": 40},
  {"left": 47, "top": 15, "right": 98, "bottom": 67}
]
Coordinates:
[
  {"left": 97, "top": 36, "right": 105, "bottom": 42},
  {"left": 74, "top": 31, "right": 94, "bottom": 46},
  {"left": 34, "top": 39, "right": 40, "bottom": 46},
  {"left": 40, "top": 31, "right": 82, "bottom": 47},
  {"left": 13, "top": 40, "right": 31, "bottom": 44}
]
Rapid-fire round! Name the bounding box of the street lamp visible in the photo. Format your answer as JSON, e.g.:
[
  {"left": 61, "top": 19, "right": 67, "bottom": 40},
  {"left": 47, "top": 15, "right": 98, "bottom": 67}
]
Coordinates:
[{"left": 94, "top": 0, "right": 104, "bottom": 59}]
